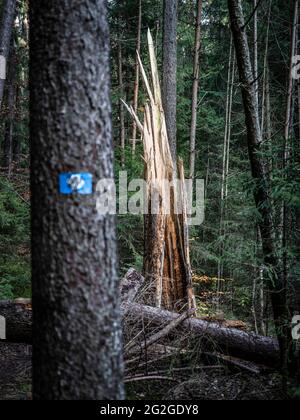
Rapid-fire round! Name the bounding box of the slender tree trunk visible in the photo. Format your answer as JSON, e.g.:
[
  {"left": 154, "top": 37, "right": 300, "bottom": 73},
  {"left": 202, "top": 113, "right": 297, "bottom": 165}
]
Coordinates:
[
  {"left": 260, "top": 266, "right": 266, "bottom": 335},
  {"left": 118, "top": 37, "right": 125, "bottom": 169},
  {"left": 259, "top": 0, "right": 272, "bottom": 337},
  {"left": 228, "top": 0, "right": 290, "bottom": 372},
  {"left": 2, "top": 42, "right": 17, "bottom": 175},
  {"left": 261, "top": 0, "right": 272, "bottom": 139},
  {"left": 162, "top": 0, "right": 178, "bottom": 163},
  {"left": 282, "top": 0, "right": 298, "bottom": 303},
  {"left": 12, "top": 83, "right": 20, "bottom": 165},
  {"left": 252, "top": 269, "right": 259, "bottom": 335},
  {"left": 132, "top": 0, "right": 142, "bottom": 155},
  {"left": 298, "top": 80, "right": 300, "bottom": 140},
  {"left": 284, "top": 0, "right": 298, "bottom": 148},
  {"left": 30, "top": 0, "right": 124, "bottom": 400},
  {"left": 189, "top": 0, "right": 203, "bottom": 179},
  {"left": 265, "top": 67, "right": 272, "bottom": 142},
  {"left": 253, "top": 0, "right": 259, "bottom": 109},
  {"left": 205, "top": 147, "right": 210, "bottom": 199},
  {"left": 217, "top": 37, "right": 235, "bottom": 306},
  {"left": 0, "top": 0, "right": 16, "bottom": 109}
]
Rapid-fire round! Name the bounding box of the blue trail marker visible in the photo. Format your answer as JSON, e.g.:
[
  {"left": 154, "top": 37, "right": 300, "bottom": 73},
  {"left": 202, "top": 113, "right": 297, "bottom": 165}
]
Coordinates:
[{"left": 59, "top": 173, "right": 93, "bottom": 195}]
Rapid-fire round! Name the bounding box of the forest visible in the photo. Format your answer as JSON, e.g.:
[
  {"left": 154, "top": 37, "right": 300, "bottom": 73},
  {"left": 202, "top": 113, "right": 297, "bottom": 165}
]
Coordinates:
[{"left": 0, "top": 0, "right": 300, "bottom": 401}]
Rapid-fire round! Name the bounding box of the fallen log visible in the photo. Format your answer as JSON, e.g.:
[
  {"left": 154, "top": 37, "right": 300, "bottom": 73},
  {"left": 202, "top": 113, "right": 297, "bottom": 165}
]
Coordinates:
[
  {"left": 0, "top": 299, "right": 32, "bottom": 343},
  {"left": 0, "top": 299, "right": 280, "bottom": 367},
  {"left": 0, "top": 270, "right": 280, "bottom": 368},
  {"left": 0, "top": 268, "right": 142, "bottom": 344},
  {"left": 127, "top": 303, "right": 280, "bottom": 368}
]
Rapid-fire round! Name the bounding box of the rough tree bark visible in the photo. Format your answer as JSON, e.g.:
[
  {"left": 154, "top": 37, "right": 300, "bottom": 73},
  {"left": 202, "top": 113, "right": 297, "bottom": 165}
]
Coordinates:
[
  {"left": 162, "top": 0, "right": 178, "bottom": 162},
  {"left": 189, "top": 0, "right": 203, "bottom": 180},
  {"left": 228, "top": 0, "right": 290, "bottom": 371},
  {"left": 30, "top": 0, "right": 124, "bottom": 400},
  {"left": 0, "top": 0, "right": 16, "bottom": 109}
]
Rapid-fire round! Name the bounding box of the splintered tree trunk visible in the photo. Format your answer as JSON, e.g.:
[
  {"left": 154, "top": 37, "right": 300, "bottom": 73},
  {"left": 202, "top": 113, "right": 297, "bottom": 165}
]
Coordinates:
[
  {"left": 162, "top": 0, "right": 178, "bottom": 162},
  {"left": 132, "top": 0, "right": 142, "bottom": 155},
  {"left": 189, "top": 0, "right": 203, "bottom": 180},
  {"left": 228, "top": 0, "right": 290, "bottom": 371},
  {"left": 0, "top": 0, "right": 16, "bottom": 109},
  {"left": 30, "top": 0, "right": 124, "bottom": 400},
  {"left": 124, "top": 31, "right": 196, "bottom": 312}
]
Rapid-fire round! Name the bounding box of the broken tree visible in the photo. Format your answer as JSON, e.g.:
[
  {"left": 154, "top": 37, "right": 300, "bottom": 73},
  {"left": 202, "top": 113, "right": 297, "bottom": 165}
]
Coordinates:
[{"left": 124, "top": 31, "right": 196, "bottom": 312}]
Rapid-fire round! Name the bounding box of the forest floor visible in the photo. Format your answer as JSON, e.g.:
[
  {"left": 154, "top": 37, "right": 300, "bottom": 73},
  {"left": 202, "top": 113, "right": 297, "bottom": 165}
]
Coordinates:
[
  {"left": 126, "top": 369, "right": 287, "bottom": 400},
  {"left": 0, "top": 343, "right": 32, "bottom": 400},
  {"left": 0, "top": 343, "right": 288, "bottom": 400}
]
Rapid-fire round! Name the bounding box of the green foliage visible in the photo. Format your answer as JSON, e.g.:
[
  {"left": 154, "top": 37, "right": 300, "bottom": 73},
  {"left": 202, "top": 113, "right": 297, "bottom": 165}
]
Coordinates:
[
  {"left": 114, "top": 146, "right": 145, "bottom": 274},
  {"left": 0, "top": 177, "right": 30, "bottom": 299}
]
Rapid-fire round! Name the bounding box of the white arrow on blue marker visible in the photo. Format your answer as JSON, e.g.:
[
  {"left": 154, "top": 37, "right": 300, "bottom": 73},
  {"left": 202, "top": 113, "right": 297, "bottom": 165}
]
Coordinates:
[{"left": 59, "top": 173, "right": 93, "bottom": 195}]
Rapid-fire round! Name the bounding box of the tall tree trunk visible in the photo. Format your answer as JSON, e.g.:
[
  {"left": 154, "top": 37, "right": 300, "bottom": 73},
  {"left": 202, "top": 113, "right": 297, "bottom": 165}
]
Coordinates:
[
  {"left": 217, "top": 37, "right": 235, "bottom": 307},
  {"left": 228, "top": 0, "right": 290, "bottom": 372},
  {"left": 30, "top": 0, "right": 124, "bottom": 400},
  {"left": 284, "top": 0, "right": 298, "bottom": 148},
  {"left": 258, "top": 0, "right": 272, "bottom": 337},
  {"left": 189, "top": 0, "right": 203, "bottom": 179},
  {"left": 0, "top": 0, "right": 16, "bottom": 109},
  {"left": 132, "top": 0, "right": 142, "bottom": 155},
  {"left": 282, "top": 0, "right": 298, "bottom": 304},
  {"left": 162, "top": 0, "right": 178, "bottom": 163},
  {"left": 118, "top": 37, "right": 126, "bottom": 169},
  {"left": 2, "top": 42, "right": 17, "bottom": 174},
  {"left": 253, "top": 0, "right": 259, "bottom": 109},
  {"left": 261, "top": 0, "right": 272, "bottom": 140},
  {"left": 12, "top": 83, "right": 20, "bottom": 165}
]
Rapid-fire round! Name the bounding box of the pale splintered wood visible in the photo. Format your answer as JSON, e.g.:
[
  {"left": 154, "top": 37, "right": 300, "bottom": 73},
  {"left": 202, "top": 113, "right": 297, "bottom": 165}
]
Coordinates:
[{"left": 124, "top": 31, "right": 196, "bottom": 312}]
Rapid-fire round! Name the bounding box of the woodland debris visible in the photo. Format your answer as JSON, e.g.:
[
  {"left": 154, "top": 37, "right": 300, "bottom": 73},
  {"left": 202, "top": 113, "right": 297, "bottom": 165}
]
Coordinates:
[
  {"left": 125, "top": 308, "right": 195, "bottom": 356},
  {"left": 127, "top": 303, "right": 280, "bottom": 368},
  {"left": 0, "top": 299, "right": 32, "bottom": 344},
  {"left": 0, "top": 270, "right": 280, "bottom": 369},
  {"left": 120, "top": 268, "right": 145, "bottom": 314}
]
